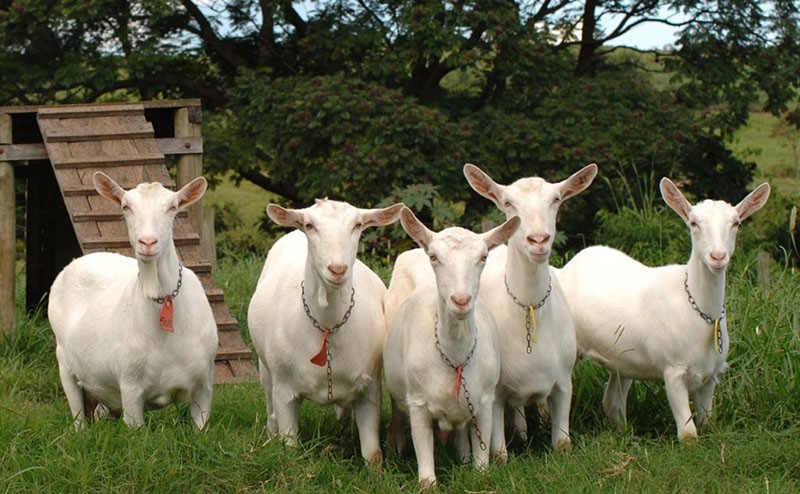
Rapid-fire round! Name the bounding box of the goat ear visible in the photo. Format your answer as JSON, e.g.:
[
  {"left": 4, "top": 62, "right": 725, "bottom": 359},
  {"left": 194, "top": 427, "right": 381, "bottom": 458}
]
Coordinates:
[
  {"left": 93, "top": 171, "right": 125, "bottom": 205},
  {"left": 660, "top": 177, "right": 692, "bottom": 222},
  {"left": 177, "top": 177, "right": 207, "bottom": 209},
  {"left": 559, "top": 163, "right": 598, "bottom": 200},
  {"left": 267, "top": 204, "right": 304, "bottom": 228},
  {"left": 736, "top": 183, "right": 770, "bottom": 222},
  {"left": 464, "top": 163, "right": 505, "bottom": 208},
  {"left": 484, "top": 216, "right": 520, "bottom": 251},
  {"left": 362, "top": 203, "right": 404, "bottom": 228},
  {"left": 399, "top": 207, "right": 433, "bottom": 251}
]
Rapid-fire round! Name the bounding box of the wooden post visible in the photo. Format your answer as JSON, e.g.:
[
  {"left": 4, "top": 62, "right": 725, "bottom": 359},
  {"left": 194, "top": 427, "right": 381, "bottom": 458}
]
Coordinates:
[
  {"left": 0, "top": 113, "right": 15, "bottom": 335},
  {"left": 201, "top": 207, "right": 217, "bottom": 271},
  {"left": 174, "top": 106, "right": 214, "bottom": 265}
]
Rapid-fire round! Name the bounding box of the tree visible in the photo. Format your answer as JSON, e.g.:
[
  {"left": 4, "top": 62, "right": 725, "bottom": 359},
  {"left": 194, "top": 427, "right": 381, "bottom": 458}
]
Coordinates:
[{"left": 1, "top": 1, "right": 795, "bottom": 243}]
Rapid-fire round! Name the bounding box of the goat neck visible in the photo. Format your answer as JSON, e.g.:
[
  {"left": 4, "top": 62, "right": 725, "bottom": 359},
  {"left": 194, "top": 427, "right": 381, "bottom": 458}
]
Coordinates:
[
  {"left": 436, "top": 298, "right": 478, "bottom": 363},
  {"left": 137, "top": 243, "right": 181, "bottom": 300},
  {"left": 686, "top": 251, "right": 726, "bottom": 320},
  {"left": 303, "top": 259, "right": 355, "bottom": 328},
  {"left": 505, "top": 239, "right": 551, "bottom": 305}
]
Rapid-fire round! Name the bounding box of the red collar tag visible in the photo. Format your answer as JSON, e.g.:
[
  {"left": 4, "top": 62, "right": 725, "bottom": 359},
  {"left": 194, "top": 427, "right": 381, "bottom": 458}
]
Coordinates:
[
  {"left": 454, "top": 364, "right": 463, "bottom": 404},
  {"left": 310, "top": 328, "right": 331, "bottom": 366},
  {"left": 158, "top": 295, "right": 174, "bottom": 333}
]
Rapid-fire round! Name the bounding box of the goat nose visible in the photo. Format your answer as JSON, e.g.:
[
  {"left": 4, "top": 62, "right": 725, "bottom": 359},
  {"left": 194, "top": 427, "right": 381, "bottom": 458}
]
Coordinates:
[
  {"left": 451, "top": 294, "right": 472, "bottom": 307},
  {"left": 710, "top": 250, "right": 727, "bottom": 261},
  {"left": 138, "top": 236, "right": 158, "bottom": 248},
  {"left": 527, "top": 233, "right": 550, "bottom": 245},
  {"left": 328, "top": 264, "right": 348, "bottom": 276}
]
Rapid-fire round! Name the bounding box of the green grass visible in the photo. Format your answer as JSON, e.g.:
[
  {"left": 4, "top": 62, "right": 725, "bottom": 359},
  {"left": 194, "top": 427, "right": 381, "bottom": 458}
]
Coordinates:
[
  {"left": 205, "top": 172, "right": 276, "bottom": 229},
  {"left": 3, "top": 248, "right": 800, "bottom": 492},
  {"left": 731, "top": 111, "right": 800, "bottom": 197}
]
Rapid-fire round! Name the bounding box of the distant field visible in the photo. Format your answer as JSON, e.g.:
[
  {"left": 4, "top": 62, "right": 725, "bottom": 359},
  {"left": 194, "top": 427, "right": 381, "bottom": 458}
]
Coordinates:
[
  {"left": 730, "top": 111, "right": 799, "bottom": 197},
  {"left": 204, "top": 173, "right": 276, "bottom": 229}
]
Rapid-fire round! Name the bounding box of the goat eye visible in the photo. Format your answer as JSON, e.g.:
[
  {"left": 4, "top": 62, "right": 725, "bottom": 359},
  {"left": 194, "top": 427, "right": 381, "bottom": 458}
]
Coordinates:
[
  {"left": 305, "top": 223, "right": 315, "bottom": 231},
  {"left": 553, "top": 196, "right": 562, "bottom": 204},
  {"left": 480, "top": 255, "right": 488, "bottom": 263},
  {"left": 121, "top": 205, "right": 130, "bottom": 212},
  {"left": 353, "top": 222, "right": 362, "bottom": 231},
  {"left": 429, "top": 255, "right": 438, "bottom": 263},
  {"left": 503, "top": 201, "right": 512, "bottom": 209},
  {"left": 689, "top": 221, "right": 699, "bottom": 229},
  {"left": 169, "top": 205, "right": 178, "bottom": 212}
]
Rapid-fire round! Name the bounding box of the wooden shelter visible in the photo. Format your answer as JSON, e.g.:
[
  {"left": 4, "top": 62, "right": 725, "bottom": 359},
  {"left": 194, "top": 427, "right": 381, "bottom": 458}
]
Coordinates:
[{"left": 0, "top": 100, "right": 256, "bottom": 383}]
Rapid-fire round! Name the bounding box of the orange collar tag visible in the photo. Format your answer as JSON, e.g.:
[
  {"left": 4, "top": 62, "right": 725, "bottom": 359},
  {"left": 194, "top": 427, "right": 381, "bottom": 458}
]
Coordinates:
[
  {"left": 159, "top": 295, "right": 175, "bottom": 333},
  {"left": 310, "top": 328, "right": 331, "bottom": 366}
]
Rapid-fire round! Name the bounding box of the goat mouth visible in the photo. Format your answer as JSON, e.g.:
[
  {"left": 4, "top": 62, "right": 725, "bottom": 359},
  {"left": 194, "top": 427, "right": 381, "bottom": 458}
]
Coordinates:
[
  {"left": 136, "top": 252, "right": 159, "bottom": 261},
  {"left": 450, "top": 303, "right": 472, "bottom": 317},
  {"left": 707, "top": 261, "right": 729, "bottom": 273},
  {"left": 528, "top": 250, "right": 551, "bottom": 262},
  {"left": 324, "top": 276, "right": 349, "bottom": 287}
]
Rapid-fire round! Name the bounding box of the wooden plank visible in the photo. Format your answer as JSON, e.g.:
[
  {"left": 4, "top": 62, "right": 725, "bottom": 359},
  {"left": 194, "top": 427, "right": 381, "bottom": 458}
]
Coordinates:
[
  {"left": 44, "top": 116, "right": 154, "bottom": 143},
  {"left": 52, "top": 151, "right": 164, "bottom": 169},
  {"left": 72, "top": 210, "right": 187, "bottom": 223},
  {"left": 0, "top": 113, "right": 14, "bottom": 335},
  {"left": 214, "top": 362, "right": 235, "bottom": 384},
  {"left": 156, "top": 137, "right": 203, "bottom": 155},
  {"left": 0, "top": 138, "right": 200, "bottom": 163},
  {"left": 0, "top": 143, "right": 49, "bottom": 161},
  {"left": 175, "top": 107, "right": 204, "bottom": 237},
  {"left": 81, "top": 233, "right": 199, "bottom": 249},
  {"left": 183, "top": 261, "right": 212, "bottom": 273},
  {"left": 37, "top": 104, "right": 145, "bottom": 119},
  {"left": 211, "top": 302, "right": 238, "bottom": 331},
  {"left": 227, "top": 358, "right": 258, "bottom": 380},
  {"left": 0, "top": 99, "right": 200, "bottom": 115}
]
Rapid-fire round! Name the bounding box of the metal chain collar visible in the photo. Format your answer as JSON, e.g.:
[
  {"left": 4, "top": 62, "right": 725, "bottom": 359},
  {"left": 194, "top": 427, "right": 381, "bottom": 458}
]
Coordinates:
[
  {"left": 684, "top": 271, "right": 726, "bottom": 354},
  {"left": 301, "top": 281, "right": 356, "bottom": 400},
  {"left": 152, "top": 263, "right": 183, "bottom": 304},
  {"left": 504, "top": 275, "right": 552, "bottom": 354},
  {"left": 433, "top": 312, "right": 486, "bottom": 451}
]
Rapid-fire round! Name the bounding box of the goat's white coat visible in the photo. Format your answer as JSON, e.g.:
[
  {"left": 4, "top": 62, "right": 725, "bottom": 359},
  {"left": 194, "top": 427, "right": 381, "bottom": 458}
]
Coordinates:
[
  {"left": 463, "top": 163, "right": 597, "bottom": 455},
  {"left": 384, "top": 207, "right": 519, "bottom": 486},
  {"left": 48, "top": 172, "right": 218, "bottom": 429},
  {"left": 556, "top": 178, "right": 770, "bottom": 440},
  {"left": 247, "top": 199, "right": 402, "bottom": 465}
]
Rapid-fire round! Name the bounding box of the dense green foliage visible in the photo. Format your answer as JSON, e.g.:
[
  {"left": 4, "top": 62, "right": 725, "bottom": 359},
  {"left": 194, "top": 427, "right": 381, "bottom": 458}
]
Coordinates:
[{"left": 3, "top": 2, "right": 799, "bottom": 245}]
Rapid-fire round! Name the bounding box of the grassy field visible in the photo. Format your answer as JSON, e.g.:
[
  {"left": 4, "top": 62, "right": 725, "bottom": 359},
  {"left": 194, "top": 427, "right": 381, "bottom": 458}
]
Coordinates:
[
  {"left": 731, "top": 112, "right": 800, "bottom": 197},
  {"left": 2, "top": 246, "right": 800, "bottom": 492}
]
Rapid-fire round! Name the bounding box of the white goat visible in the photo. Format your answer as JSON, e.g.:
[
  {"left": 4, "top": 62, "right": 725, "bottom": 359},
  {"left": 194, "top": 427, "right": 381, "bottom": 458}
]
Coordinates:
[
  {"left": 247, "top": 199, "right": 403, "bottom": 465},
  {"left": 556, "top": 178, "right": 770, "bottom": 441},
  {"left": 48, "top": 172, "right": 218, "bottom": 430},
  {"left": 463, "top": 162, "right": 597, "bottom": 455},
  {"left": 384, "top": 207, "right": 519, "bottom": 487}
]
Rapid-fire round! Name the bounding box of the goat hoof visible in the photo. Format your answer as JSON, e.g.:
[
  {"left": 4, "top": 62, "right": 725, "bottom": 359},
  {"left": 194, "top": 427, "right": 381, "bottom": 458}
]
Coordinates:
[
  {"left": 554, "top": 438, "right": 573, "bottom": 453},
  {"left": 419, "top": 478, "right": 437, "bottom": 489},
  {"left": 365, "top": 451, "right": 383, "bottom": 467},
  {"left": 492, "top": 451, "right": 509, "bottom": 465}
]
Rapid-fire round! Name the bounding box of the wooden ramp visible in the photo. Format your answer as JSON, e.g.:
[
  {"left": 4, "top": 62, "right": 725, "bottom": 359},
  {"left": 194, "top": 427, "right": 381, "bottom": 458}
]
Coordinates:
[{"left": 35, "top": 104, "right": 257, "bottom": 383}]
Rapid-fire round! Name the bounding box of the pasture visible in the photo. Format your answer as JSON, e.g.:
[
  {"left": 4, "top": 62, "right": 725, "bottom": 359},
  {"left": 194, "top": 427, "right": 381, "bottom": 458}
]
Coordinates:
[{"left": 2, "top": 245, "right": 799, "bottom": 491}]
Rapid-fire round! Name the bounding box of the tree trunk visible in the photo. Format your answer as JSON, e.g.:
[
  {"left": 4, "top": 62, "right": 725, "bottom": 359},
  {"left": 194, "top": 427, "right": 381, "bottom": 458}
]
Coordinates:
[{"left": 575, "top": 0, "right": 599, "bottom": 77}]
